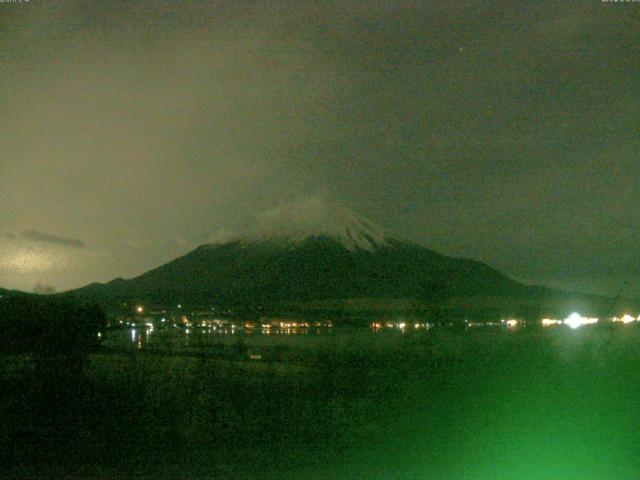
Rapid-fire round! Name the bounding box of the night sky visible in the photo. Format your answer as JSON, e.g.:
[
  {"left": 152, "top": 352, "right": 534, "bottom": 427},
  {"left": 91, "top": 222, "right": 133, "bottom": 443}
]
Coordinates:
[{"left": 1, "top": 1, "right": 639, "bottom": 296}]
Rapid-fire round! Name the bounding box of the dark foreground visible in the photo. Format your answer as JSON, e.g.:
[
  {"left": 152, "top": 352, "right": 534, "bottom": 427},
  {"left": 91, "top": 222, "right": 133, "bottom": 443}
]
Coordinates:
[{"left": 2, "top": 325, "right": 640, "bottom": 479}]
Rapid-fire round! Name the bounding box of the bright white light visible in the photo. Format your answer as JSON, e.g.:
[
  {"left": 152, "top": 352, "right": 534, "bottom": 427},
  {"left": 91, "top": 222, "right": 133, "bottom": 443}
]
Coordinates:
[
  {"left": 398, "top": 322, "right": 406, "bottom": 329},
  {"left": 564, "top": 312, "right": 598, "bottom": 329},
  {"left": 136, "top": 305, "right": 144, "bottom": 313},
  {"left": 505, "top": 319, "right": 518, "bottom": 328}
]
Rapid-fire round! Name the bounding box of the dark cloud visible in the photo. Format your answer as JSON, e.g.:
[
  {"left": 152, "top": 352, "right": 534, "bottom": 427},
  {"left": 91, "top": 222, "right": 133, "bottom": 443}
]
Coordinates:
[{"left": 20, "top": 230, "right": 86, "bottom": 249}]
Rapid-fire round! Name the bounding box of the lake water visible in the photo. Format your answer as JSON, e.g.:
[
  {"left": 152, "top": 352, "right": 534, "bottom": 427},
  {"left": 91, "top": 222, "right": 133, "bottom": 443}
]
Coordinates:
[
  {"left": 102, "top": 322, "right": 510, "bottom": 353},
  {"left": 106, "top": 323, "right": 412, "bottom": 352}
]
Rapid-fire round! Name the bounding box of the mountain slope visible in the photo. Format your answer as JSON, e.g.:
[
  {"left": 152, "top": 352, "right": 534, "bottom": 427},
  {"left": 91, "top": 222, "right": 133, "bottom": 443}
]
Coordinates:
[
  {"left": 66, "top": 201, "right": 544, "bottom": 313},
  {"left": 84, "top": 237, "right": 527, "bottom": 306}
]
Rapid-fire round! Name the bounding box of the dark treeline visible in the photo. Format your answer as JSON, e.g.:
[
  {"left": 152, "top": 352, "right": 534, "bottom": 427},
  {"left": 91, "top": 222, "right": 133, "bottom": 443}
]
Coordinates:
[
  {"left": 0, "top": 296, "right": 106, "bottom": 355},
  {"left": 0, "top": 296, "right": 110, "bottom": 476}
]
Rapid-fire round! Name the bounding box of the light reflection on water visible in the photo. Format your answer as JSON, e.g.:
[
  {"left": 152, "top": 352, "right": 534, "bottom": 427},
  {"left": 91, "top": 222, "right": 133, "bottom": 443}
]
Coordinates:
[
  {"left": 107, "top": 321, "right": 526, "bottom": 353},
  {"left": 105, "top": 321, "right": 636, "bottom": 355},
  {"left": 112, "top": 324, "right": 343, "bottom": 350}
]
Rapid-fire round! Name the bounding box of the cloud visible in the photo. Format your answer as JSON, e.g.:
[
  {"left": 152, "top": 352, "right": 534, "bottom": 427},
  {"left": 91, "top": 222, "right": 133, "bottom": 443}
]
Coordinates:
[
  {"left": 252, "top": 194, "right": 387, "bottom": 241},
  {"left": 207, "top": 227, "right": 239, "bottom": 245},
  {"left": 256, "top": 195, "right": 337, "bottom": 233},
  {"left": 19, "top": 230, "right": 86, "bottom": 249}
]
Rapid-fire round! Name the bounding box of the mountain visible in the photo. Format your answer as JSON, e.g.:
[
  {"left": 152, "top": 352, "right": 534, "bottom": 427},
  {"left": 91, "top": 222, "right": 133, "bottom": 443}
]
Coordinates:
[{"left": 64, "top": 200, "right": 616, "bottom": 319}]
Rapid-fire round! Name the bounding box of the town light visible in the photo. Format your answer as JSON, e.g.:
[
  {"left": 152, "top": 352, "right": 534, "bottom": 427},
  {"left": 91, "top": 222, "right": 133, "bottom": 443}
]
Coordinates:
[
  {"left": 612, "top": 314, "right": 636, "bottom": 324},
  {"left": 541, "top": 318, "right": 562, "bottom": 327},
  {"left": 564, "top": 312, "right": 598, "bottom": 329}
]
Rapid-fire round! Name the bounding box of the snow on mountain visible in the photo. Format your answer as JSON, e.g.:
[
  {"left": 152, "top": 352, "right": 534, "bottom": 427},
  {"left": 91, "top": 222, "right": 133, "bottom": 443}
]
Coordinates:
[{"left": 211, "top": 196, "right": 396, "bottom": 252}]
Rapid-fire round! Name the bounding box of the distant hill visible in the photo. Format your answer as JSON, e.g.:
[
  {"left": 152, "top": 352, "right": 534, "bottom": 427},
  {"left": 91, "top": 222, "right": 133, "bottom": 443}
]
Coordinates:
[{"left": 0, "top": 287, "right": 32, "bottom": 299}]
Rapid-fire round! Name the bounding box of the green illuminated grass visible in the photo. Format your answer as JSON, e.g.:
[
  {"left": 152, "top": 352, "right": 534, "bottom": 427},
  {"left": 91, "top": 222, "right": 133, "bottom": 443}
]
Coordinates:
[{"left": 2, "top": 325, "right": 640, "bottom": 478}]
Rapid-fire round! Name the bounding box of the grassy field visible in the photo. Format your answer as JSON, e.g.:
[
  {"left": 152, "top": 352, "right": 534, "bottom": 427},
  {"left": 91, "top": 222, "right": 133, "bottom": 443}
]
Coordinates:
[{"left": 2, "top": 325, "right": 640, "bottom": 479}]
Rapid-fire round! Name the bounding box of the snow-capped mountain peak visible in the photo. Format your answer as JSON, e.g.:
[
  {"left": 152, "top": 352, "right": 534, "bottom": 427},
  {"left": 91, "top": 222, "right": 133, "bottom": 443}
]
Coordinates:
[{"left": 214, "top": 197, "right": 396, "bottom": 252}]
